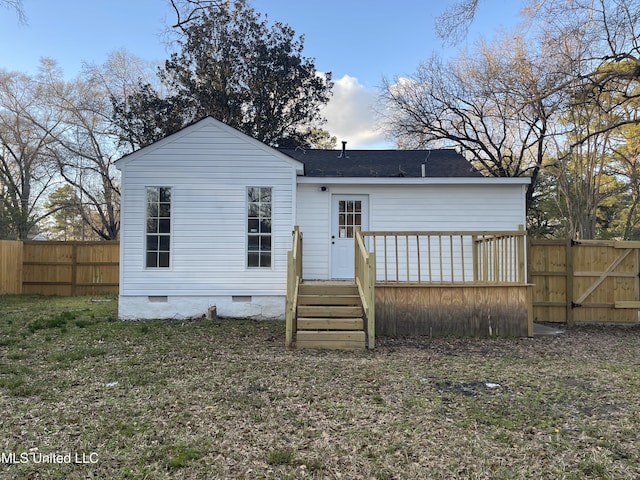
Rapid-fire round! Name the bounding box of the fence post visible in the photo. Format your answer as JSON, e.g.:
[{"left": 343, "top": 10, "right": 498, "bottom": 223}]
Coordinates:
[
  {"left": 566, "top": 239, "right": 574, "bottom": 326},
  {"left": 71, "top": 242, "right": 78, "bottom": 296},
  {"left": 18, "top": 241, "right": 23, "bottom": 294}
]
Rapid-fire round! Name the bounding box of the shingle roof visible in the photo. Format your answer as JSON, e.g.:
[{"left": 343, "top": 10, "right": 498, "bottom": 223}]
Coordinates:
[{"left": 277, "top": 148, "right": 483, "bottom": 178}]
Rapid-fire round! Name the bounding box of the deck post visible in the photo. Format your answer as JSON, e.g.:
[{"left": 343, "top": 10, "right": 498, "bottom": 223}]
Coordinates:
[
  {"left": 471, "top": 235, "right": 479, "bottom": 282},
  {"left": 285, "top": 249, "right": 294, "bottom": 347},
  {"left": 367, "top": 251, "right": 376, "bottom": 349},
  {"left": 285, "top": 227, "right": 301, "bottom": 347},
  {"left": 356, "top": 229, "right": 376, "bottom": 349},
  {"left": 527, "top": 284, "right": 534, "bottom": 337},
  {"left": 517, "top": 224, "right": 526, "bottom": 284}
]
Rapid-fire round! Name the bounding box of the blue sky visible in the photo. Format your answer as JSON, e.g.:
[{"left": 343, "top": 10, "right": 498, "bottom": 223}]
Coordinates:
[{"left": 0, "top": 0, "right": 523, "bottom": 147}]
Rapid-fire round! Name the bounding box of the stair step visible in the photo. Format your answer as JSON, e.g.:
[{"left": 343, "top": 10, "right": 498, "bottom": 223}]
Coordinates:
[
  {"left": 297, "top": 317, "right": 364, "bottom": 330},
  {"left": 297, "top": 294, "right": 361, "bottom": 306},
  {"left": 297, "top": 305, "right": 362, "bottom": 318},
  {"left": 299, "top": 283, "right": 359, "bottom": 296},
  {"left": 296, "top": 330, "right": 366, "bottom": 350}
]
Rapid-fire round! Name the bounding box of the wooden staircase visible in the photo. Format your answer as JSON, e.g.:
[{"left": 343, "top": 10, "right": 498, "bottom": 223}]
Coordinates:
[{"left": 295, "top": 282, "right": 367, "bottom": 350}]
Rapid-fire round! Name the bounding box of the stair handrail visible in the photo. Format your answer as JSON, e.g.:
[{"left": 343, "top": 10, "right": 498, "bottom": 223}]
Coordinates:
[
  {"left": 285, "top": 226, "right": 302, "bottom": 347},
  {"left": 355, "top": 228, "right": 376, "bottom": 349}
]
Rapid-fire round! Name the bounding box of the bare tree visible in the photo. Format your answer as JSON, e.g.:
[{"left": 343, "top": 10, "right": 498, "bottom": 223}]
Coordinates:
[
  {"left": 599, "top": 112, "right": 640, "bottom": 239},
  {"left": 0, "top": 53, "right": 155, "bottom": 240},
  {"left": 435, "top": 0, "right": 480, "bottom": 45},
  {"left": 389, "top": 0, "right": 640, "bottom": 239},
  {"left": 84, "top": 49, "right": 160, "bottom": 153},
  {"left": 0, "top": 68, "right": 59, "bottom": 239},
  {"left": 381, "top": 33, "right": 568, "bottom": 210},
  {"left": 551, "top": 103, "right": 621, "bottom": 239},
  {"left": 536, "top": 0, "right": 640, "bottom": 149},
  {"left": 37, "top": 59, "right": 132, "bottom": 240},
  {"left": 536, "top": 1, "right": 640, "bottom": 238},
  {"left": 1, "top": 0, "right": 26, "bottom": 23},
  {"left": 168, "top": 0, "right": 222, "bottom": 31},
  {"left": 438, "top": 0, "right": 640, "bottom": 144}
]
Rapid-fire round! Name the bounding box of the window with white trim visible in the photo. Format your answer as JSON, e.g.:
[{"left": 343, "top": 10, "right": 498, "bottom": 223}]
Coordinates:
[
  {"left": 146, "top": 187, "right": 171, "bottom": 268},
  {"left": 247, "top": 187, "right": 272, "bottom": 268}
]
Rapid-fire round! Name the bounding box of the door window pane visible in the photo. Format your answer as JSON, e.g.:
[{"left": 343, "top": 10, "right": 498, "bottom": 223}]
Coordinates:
[{"left": 337, "top": 200, "right": 362, "bottom": 238}]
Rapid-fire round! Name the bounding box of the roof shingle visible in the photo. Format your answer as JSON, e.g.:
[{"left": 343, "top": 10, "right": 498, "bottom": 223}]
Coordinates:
[{"left": 277, "top": 148, "right": 483, "bottom": 178}]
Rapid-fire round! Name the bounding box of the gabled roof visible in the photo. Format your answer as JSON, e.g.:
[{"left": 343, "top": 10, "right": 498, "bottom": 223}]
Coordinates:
[
  {"left": 278, "top": 148, "right": 483, "bottom": 178},
  {"left": 115, "top": 116, "right": 304, "bottom": 174}
]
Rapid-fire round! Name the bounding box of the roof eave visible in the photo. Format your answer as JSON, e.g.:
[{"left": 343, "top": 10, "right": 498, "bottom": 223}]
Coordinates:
[{"left": 296, "top": 176, "right": 531, "bottom": 185}]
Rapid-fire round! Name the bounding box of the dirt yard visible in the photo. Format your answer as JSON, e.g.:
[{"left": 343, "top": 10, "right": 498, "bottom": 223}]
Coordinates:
[{"left": 0, "top": 295, "right": 638, "bottom": 479}]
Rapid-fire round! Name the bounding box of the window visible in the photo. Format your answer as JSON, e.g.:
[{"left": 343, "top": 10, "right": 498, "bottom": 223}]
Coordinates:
[
  {"left": 146, "top": 187, "right": 171, "bottom": 268},
  {"left": 247, "top": 187, "right": 272, "bottom": 268},
  {"left": 338, "top": 200, "right": 362, "bottom": 238}
]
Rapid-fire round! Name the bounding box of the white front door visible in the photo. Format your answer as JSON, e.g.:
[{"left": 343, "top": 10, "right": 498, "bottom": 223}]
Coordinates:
[{"left": 331, "top": 195, "right": 369, "bottom": 279}]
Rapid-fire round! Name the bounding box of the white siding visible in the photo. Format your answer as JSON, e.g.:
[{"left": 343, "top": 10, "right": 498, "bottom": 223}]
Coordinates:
[
  {"left": 118, "top": 119, "right": 298, "bottom": 306},
  {"left": 296, "top": 183, "right": 526, "bottom": 279},
  {"left": 119, "top": 117, "right": 527, "bottom": 319},
  {"left": 296, "top": 185, "right": 331, "bottom": 279}
]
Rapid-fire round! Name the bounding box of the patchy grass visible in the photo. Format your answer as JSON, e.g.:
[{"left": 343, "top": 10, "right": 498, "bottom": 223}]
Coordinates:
[{"left": 0, "top": 294, "right": 639, "bottom": 479}]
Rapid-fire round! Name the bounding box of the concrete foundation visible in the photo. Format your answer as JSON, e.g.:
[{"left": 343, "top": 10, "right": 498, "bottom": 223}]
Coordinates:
[{"left": 118, "top": 295, "right": 285, "bottom": 320}]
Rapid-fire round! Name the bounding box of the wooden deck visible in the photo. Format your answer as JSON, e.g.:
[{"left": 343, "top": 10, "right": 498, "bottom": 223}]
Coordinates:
[
  {"left": 375, "top": 283, "right": 532, "bottom": 337},
  {"left": 285, "top": 227, "right": 534, "bottom": 350}
]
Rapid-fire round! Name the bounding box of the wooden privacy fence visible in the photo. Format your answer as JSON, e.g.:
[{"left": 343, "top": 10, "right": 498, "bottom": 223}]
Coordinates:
[
  {"left": 529, "top": 239, "right": 640, "bottom": 324},
  {"left": 4, "top": 237, "right": 640, "bottom": 326},
  {"left": 0, "top": 241, "right": 119, "bottom": 296}
]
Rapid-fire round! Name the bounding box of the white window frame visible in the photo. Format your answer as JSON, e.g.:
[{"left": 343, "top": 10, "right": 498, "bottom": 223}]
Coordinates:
[
  {"left": 247, "top": 186, "right": 273, "bottom": 269},
  {"left": 145, "top": 186, "right": 172, "bottom": 269}
]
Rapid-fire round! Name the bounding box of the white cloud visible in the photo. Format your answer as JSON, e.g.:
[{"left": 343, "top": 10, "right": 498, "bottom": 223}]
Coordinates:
[{"left": 320, "top": 75, "right": 393, "bottom": 149}]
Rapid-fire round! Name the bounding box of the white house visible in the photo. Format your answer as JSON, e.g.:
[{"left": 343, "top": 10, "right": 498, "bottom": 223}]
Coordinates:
[{"left": 116, "top": 116, "right": 529, "bottom": 320}]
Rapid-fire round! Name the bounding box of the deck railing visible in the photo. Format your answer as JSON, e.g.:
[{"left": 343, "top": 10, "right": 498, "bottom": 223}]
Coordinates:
[
  {"left": 474, "top": 229, "right": 526, "bottom": 284},
  {"left": 361, "top": 229, "right": 526, "bottom": 285},
  {"left": 355, "top": 229, "right": 376, "bottom": 349},
  {"left": 285, "top": 226, "right": 302, "bottom": 347}
]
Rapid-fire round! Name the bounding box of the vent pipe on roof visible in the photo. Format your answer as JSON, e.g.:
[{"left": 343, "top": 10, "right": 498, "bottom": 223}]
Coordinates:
[
  {"left": 338, "top": 141, "right": 348, "bottom": 158},
  {"left": 422, "top": 150, "right": 430, "bottom": 177}
]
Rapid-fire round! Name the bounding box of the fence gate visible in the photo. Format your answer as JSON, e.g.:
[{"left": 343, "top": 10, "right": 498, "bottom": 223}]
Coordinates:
[
  {"left": 572, "top": 241, "right": 640, "bottom": 323},
  {"left": 529, "top": 239, "right": 640, "bottom": 324}
]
